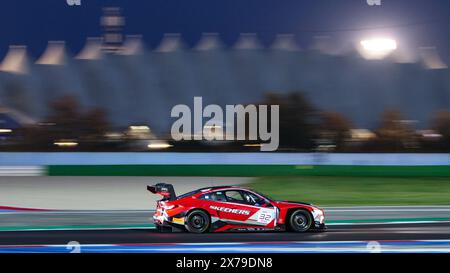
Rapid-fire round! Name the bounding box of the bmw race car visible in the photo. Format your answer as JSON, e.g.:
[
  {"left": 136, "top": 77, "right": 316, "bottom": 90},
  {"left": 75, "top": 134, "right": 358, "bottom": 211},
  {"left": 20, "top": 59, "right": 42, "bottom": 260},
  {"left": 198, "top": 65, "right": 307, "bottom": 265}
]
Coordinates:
[{"left": 147, "top": 183, "right": 326, "bottom": 233}]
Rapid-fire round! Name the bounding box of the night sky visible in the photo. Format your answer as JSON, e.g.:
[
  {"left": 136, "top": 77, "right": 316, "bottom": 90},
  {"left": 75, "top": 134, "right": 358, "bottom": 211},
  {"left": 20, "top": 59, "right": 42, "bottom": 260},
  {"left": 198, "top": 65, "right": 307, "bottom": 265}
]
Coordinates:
[{"left": 0, "top": 0, "right": 449, "bottom": 60}]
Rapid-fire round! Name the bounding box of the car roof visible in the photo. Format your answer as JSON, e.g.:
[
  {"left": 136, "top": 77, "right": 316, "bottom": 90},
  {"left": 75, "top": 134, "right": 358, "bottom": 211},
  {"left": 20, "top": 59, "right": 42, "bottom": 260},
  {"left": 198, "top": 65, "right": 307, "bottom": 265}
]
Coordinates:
[
  {"left": 197, "top": 185, "right": 247, "bottom": 192},
  {"left": 176, "top": 185, "right": 253, "bottom": 200}
]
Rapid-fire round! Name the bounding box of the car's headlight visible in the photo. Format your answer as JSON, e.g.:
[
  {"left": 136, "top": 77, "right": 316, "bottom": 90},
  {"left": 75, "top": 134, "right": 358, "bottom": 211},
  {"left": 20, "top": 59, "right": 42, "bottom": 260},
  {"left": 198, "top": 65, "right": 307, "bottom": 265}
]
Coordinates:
[{"left": 312, "top": 207, "right": 325, "bottom": 223}]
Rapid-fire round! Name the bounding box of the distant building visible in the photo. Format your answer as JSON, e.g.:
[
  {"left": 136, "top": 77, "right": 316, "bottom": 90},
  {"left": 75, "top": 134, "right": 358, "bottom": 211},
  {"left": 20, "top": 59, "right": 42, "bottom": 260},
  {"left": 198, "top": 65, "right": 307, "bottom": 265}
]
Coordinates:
[
  {"left": 101, "top": 7, "right": 125, "bottom": 54},
  {"left": 0, "top": 107, "right": 35, "bottom": 138},
  {"left": 0, "top": 33, "right": 448, "bottom": 135}
]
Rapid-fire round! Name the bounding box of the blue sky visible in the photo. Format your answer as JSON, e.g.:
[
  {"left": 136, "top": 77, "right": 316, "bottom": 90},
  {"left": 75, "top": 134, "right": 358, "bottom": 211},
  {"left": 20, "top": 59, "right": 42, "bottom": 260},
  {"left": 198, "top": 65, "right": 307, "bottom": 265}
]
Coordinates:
[{"left": 0, "top": 0, "right": 449, "bottom": 60}]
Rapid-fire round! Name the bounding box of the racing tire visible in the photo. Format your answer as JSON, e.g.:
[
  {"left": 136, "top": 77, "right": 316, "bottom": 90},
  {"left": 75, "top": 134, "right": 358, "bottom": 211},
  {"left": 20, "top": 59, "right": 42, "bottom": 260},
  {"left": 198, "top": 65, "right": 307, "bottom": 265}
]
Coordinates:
[
  {"left": 185, "top": 210, "right": 210, "bottom": 234},
  {"left": 288, "top": 210, "right": 312, "bottom": 232}
]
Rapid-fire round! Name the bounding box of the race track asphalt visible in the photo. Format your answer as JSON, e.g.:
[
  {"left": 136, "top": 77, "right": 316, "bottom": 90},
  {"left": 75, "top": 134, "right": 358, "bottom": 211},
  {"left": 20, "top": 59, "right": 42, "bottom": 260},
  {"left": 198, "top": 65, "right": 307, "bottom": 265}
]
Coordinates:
[
  {"left": 1, "top": 178, "right": 449, "bottom": 252},
  {"left": 1, "top": 206, "right": 450, "bottom": 229},
  {"left": 0, "top": 222, "right": 450, "bottom": 245},
  {"left": 1, "top": 208, "right": 450, "bottom": 253}
]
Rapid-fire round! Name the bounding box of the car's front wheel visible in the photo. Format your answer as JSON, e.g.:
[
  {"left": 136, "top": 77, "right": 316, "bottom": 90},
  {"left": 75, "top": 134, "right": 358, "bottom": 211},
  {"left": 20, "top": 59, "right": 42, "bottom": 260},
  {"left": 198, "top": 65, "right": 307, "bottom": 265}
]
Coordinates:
[
  {"left": 185, "top": 210, "right": 210, "bottom": 233},
  {"left": 288, "top": 210, "right": 312, "bottom": 232}
]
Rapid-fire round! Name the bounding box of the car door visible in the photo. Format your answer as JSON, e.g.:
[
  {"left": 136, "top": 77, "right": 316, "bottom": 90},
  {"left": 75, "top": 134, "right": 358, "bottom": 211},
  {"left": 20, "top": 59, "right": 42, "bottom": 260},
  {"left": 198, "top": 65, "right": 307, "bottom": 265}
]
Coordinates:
[
  {"left": 219, "top": 190, "right": 276, "bottom": 228},
  {"left": 197, "top": 190, "right": 247, "bottom": 221},
  {"left": 239, "top": 190, "right": 277, "bottom": 228},
  {"left": 201, "top": 190, "right": 256, "bottom": 224}
]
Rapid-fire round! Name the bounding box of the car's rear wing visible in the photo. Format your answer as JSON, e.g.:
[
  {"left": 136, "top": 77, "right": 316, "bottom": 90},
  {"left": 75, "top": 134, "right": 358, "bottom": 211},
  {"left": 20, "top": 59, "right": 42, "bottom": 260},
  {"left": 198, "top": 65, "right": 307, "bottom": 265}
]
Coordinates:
[{"left": 147, "top": 183, "right": 176, "bottom": 201}]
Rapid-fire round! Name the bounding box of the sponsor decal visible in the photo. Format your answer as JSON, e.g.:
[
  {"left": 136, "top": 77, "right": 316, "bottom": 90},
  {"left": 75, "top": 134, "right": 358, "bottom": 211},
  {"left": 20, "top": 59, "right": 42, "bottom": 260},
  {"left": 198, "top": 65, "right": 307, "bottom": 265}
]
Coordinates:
[
  {"left": 172, "top": 217, "right": 185, "bottom": 225},
  {"left": 210, "top": 205, "right": 251, "bottom": 216},
  {"left": 231, "top": 227, "right": 272, "bottom": 232},
  {"left": 254, "top": 209, "right": 275, "bottom": 224}
]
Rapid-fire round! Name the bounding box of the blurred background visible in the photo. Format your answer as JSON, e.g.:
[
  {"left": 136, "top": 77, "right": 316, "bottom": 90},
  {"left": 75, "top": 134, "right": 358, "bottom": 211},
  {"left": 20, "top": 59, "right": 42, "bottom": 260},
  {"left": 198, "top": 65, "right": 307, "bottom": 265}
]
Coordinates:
[{"left": 0, "top": 0, "right": 449, "bottom": 153}]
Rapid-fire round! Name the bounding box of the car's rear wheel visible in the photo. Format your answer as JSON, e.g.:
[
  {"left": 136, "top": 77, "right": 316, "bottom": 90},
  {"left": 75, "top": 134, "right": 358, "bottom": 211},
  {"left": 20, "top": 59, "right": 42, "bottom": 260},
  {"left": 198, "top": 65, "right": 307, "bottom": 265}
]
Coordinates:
[
  {"left": 185, "top": 210, "right": 210, "bottom": 233},
  {"left": 288, "top": 210, "right": 312, "bottom": 232}
]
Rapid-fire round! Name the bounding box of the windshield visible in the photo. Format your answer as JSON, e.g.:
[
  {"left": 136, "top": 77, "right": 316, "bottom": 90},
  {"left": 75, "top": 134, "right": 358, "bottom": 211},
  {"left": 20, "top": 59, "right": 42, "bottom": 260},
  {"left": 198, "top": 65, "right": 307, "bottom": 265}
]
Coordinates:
[{"left": 251, "top": 190, "right": 274, "bottom": 202}]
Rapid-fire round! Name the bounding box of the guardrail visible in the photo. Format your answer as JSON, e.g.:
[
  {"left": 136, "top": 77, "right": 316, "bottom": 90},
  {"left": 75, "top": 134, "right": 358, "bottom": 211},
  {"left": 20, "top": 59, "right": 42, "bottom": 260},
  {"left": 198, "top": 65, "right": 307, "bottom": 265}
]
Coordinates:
[{"left": 0, "top": 166, "right": 44, "bottom": 176}]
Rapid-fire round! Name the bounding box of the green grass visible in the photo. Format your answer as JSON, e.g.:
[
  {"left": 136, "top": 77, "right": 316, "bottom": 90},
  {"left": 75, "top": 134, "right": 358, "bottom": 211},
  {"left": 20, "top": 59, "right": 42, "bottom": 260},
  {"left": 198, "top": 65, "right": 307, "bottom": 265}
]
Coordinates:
[
  {"left": 47, "top": 165, "right": 450, "bottom": 177},
  {"left": 245, "top": 176, "right": 450, "bottom": 206}
]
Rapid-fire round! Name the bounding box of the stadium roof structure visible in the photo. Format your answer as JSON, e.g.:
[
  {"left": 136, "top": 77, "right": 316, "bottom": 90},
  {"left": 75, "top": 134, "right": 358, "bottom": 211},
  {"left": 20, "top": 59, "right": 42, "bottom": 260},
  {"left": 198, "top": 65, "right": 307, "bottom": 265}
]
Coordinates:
[
  {"left": 76, "top": 38, "right": 104, "bottom": 60},
  {"left": 0, "top": 46, "right": 30, "bottom": 75},
  {"left": 271, "top": 34, "right": 301, "bottom": 52},
  {"left": 194, "top": 33, "right": 224, "bottom": 51},
  {"left": 233, "top": 33, "right": 263, "bottom": 50},
  {"left": 120, "top": 35, "right": 146, "bottom": 56},
  {"left": 155, "top": 33, "right": 185, "bottom": 53},
  {"left": 36, "top": 41, "right": 69, "bottom": 66},
  {"left": 0, "top": 33, "right": 447, "bottom": 134}
]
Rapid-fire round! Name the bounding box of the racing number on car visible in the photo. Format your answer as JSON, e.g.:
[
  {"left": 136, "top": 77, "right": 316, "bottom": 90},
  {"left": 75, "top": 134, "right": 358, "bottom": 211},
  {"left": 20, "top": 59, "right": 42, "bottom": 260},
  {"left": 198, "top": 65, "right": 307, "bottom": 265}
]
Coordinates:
[
  {"left": 256, "top": 209, "right": 275, "bottom": 224},
  {"left": 259, "top": 213, "right": 271, "bottom": 222}
]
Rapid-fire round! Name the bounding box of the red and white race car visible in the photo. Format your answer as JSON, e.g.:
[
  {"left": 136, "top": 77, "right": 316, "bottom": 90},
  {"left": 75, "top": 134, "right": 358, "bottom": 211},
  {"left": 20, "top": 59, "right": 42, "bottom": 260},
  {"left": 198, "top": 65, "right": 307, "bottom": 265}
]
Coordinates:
[{"left": 147, "top": 183, "right": 326, "bottom": 233}]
